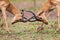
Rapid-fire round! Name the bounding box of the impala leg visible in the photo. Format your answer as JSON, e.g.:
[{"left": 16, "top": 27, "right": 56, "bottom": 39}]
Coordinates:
[
  {"left": 1, "top": 7, "right": 9, "bottom": 32},
  {"left": 56, "top": 5, "right": 60, "bottom": 31}
]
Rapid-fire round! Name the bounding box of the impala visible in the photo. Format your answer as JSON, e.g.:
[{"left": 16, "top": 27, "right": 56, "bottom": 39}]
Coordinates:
[{"left": 0, "top": 0, "right": 22, "bottom": 32}]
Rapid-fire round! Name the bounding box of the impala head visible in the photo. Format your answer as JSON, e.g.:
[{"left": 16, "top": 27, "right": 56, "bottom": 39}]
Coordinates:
[
  {"left": 36, "top": 17, "right": 48, "bottom": 25},
  {"left": 40, "top": 18, "right": 48, "bottom": 25}
]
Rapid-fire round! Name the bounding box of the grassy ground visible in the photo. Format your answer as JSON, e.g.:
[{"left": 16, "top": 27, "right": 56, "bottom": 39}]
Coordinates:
[
  {"left": 0, "top": 18, "right": 59, "bottom": 40},
  {"left": 0, "top": 0, "right": 59, "bottom": 40}
]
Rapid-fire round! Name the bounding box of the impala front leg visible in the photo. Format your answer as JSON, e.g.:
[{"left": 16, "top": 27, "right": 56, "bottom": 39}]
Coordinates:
[
  {"left": 56, "top": 5, "right": 60, "bottom": 30},
  {"left": 1, "top": 7, "right": 9, "bottom": 32}
]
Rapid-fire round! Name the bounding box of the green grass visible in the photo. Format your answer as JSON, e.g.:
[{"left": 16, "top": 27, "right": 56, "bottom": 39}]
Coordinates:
[{"left": 0, "top": 18, "right": 59, "bottom": 40}]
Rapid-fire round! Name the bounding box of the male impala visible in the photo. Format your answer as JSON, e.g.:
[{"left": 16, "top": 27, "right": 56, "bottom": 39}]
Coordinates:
[
  {"left": 0, "top": 0, "right": 22, "bottom": 32},
  {"left": 36, "top": 0, "right": 60, "bottom": 29},
  {"left": 36, "top": 0, "right": 59, "bottom": 23}
]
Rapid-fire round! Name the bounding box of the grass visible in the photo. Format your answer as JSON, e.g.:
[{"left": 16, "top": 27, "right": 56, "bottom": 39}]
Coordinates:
[{"left": 0, "top": 18, "right": 59, "bottom": 40}]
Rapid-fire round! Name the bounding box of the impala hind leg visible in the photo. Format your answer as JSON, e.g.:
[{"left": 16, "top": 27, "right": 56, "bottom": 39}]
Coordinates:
[{"left": 1, "top": 7, "right": 9, "bottom": 32}]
